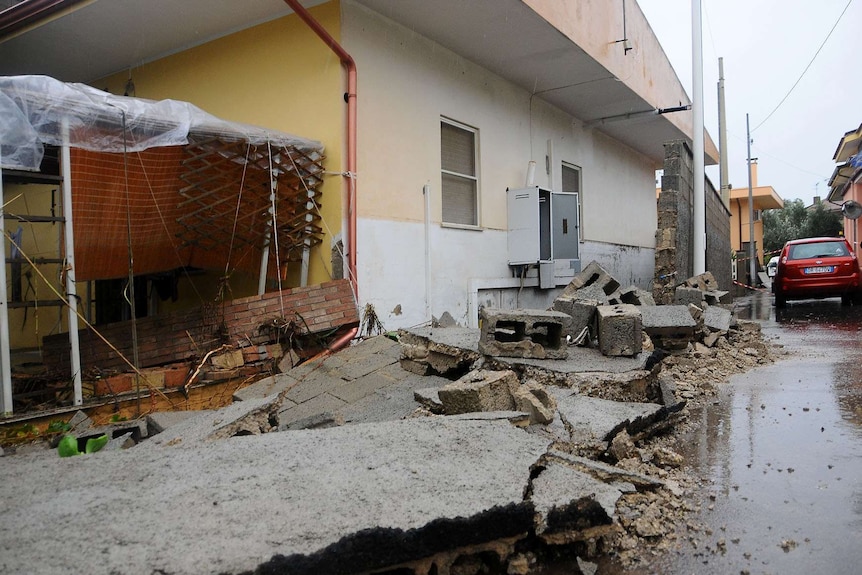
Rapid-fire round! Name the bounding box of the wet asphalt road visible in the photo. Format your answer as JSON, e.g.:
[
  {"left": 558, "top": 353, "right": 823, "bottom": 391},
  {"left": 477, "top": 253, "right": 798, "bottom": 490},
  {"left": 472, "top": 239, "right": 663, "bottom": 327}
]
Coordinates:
[{"left": 647, "top": 293, "right": 862, "bottom": 574}]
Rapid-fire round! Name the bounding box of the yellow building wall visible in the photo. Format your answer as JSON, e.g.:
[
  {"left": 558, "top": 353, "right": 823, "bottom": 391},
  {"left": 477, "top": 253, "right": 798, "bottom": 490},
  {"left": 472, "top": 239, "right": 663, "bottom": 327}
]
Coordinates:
[
  {"left": 2, "top": 183, "right": 70, "bottom": 348},
  {"left": 730, "top": 199, "right": 766, "bottom": 263},
  {"left": 96, "top": 1, "right": 345, "bottom": 307}
]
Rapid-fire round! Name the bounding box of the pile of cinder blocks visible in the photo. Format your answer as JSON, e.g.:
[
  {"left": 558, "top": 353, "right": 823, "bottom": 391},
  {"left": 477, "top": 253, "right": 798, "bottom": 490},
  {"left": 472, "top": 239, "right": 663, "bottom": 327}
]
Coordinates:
[{"left": 547, "top": 263, "right": 736, "bottom": 357}]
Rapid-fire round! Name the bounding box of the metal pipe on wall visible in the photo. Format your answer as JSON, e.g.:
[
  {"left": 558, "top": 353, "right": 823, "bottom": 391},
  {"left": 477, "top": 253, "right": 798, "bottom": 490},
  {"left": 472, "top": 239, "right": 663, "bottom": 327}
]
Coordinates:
[
  {"left": 0, "top": 162, "right": 12, "bottom": 413},
  {"left": 61, "top": 117, "right": 83, "bottom": 406}
]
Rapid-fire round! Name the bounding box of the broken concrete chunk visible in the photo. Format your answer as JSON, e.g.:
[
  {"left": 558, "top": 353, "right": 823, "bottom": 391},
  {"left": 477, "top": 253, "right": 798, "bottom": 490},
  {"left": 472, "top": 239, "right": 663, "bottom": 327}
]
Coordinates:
[
  {"left": 512, "top": 381, "right": 557, "bottom": 425},
  {"left": 545, "top": 450, "right": 665, "bottom": 490},
  {"left": 703, "top": 306, "right": 732, "bottom": 333},
  {"left": 674, "top": 286, "right": 704, "bottom": 307},
  {"left": 281, "top": 411, "right": 344, "bottom": 431},
  {"left": 398, "top": 327, "right": 482, "bottom": 377},
  {"left": 277, "top": 348, "right": 301, "bottom": 373},
  {"left": 438, "top": 369, "right": 518, "bottom": 414},
  {"left": 479, "top": 308, "right": 572, "bottom": 360},
  {"left": 652, "top": 447, "right": 684, "bottom": 468},
  {"left": 67, "top": 410, "right": 94, "bottom": 434},
  {"left": 104, "top": 432, "right": 135, "bottom": 451},
  {"left": 413, "top": 387, "right": 444, "bottom": 414},
  {"left": 560, "top": 260, "right": 621, "bottom": 299},
  {"left": 530, "top": 462, "right": 618, "bottom": 538},
  {"left": 609, "top": 429, "right": 638, "bottom": 461},
  {"left": 704, "top": 289, "right": 732, "bottom": 305},
  {"left": 596, "top": 304, "right": 642, "bottom": 357},
  {"left": 554, "top": 392, "right": 667, "bottom": 444},
  {"left": 702, "top": 331, "right": 722, "bottom": 348}
]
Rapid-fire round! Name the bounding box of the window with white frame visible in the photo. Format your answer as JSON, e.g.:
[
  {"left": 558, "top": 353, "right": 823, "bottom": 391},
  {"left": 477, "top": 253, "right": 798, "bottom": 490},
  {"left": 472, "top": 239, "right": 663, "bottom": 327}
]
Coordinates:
[{"left": 441, "top": 119, "right": 479, "bottom": 226}]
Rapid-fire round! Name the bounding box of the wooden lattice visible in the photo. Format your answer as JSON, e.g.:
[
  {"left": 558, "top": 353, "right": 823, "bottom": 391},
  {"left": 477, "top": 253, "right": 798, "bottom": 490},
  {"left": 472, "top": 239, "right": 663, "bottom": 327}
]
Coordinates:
[{"left": 176, "top": 137, "right": 325, "bottom": 267}]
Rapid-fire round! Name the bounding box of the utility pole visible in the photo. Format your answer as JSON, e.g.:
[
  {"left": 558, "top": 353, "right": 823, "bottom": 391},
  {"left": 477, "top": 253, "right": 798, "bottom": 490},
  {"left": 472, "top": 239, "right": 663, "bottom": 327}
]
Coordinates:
[
  {"left": 746, "top": 114, "right": 756, "bottom": 288},
  {"left": 718, "top": 58, "right": 730, "bottom": 209},
  {"left": 692, "top": 0, "right": 706, "bottom": 275}
]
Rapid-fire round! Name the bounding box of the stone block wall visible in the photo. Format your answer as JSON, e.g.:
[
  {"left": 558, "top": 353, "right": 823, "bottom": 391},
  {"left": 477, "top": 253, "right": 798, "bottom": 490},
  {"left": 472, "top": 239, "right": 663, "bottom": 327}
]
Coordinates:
[{"left": 655, "top": 141, "right": 731, "bottom": 303}]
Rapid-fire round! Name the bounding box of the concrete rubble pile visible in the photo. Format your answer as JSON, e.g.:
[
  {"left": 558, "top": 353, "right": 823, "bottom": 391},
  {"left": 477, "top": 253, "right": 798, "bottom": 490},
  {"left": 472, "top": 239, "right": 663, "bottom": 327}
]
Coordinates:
[{"left": 0, "top": 262, "right": 775, "bottom": 575}]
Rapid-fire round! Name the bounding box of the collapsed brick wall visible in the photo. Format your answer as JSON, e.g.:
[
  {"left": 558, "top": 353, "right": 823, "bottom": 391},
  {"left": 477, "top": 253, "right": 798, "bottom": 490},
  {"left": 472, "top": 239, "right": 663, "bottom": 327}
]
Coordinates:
[
  {"left": 655, "top": 141, "right": 731, "bottom": 303},
  {"left": 43, "top": 279, "right": 358, "bottom": 373}
]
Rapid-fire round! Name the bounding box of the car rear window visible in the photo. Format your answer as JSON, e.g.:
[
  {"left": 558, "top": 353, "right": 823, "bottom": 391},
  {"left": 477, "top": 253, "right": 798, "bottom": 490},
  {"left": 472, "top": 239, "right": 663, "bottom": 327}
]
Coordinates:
[{"left": 788, "top": 241, "right": 849, "bottom": 260}]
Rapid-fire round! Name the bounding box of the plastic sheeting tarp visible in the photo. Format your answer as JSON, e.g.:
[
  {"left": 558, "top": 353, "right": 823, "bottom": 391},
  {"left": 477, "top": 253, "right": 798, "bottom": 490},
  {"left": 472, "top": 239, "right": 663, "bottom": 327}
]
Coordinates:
[{"left": 0, "top": 75, "right": 324, "bottom": 170}]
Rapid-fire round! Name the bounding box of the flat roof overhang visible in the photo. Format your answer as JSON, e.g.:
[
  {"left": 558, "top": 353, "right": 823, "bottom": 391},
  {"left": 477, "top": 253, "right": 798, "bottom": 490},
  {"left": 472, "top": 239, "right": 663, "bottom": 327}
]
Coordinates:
[{"left": 0, "top": 0, "right": 717, "bottom": 166}]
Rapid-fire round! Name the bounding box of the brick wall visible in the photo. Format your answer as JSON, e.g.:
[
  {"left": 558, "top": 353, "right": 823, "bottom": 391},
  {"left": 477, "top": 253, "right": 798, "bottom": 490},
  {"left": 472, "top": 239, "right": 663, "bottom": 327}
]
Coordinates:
[
  {"left": 655, "top": 141, "right": 731, "bottom": 303},
  {"left": 43, "top": 279, "right": 358, "bottom": 373}
]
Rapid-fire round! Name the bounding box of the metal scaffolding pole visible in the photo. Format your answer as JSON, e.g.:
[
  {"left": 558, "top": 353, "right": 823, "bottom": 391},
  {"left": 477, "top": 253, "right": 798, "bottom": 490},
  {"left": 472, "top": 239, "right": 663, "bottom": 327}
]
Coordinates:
[{"left": 0, "top": 162, "right": 13, "bottom": 414}]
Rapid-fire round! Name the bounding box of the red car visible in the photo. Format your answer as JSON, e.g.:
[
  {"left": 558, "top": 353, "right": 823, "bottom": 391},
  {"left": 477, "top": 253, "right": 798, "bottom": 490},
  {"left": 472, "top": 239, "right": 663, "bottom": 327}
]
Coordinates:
[{"left": 773, "top": 237, "right": 861, "bottom": 308}]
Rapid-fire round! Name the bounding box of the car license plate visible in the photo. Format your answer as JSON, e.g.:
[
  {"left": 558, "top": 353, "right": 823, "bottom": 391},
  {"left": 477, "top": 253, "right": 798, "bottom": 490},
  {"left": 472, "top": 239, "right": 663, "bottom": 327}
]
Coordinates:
[{"left": 804, "top": 266, "right": 833, "bottom": 274}]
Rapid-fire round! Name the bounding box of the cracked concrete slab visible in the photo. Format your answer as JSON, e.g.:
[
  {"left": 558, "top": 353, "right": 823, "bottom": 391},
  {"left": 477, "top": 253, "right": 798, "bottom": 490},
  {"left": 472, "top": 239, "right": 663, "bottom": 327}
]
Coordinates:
[
  {"left": 544, "top": 450, "right": 664, "bottom": 490},
  {"left": 0, "top": 418, "right": 550, "bottom": 575},
  {"left": 552, "top": 390, "right": 666, "bottom": 444},
  {"left": 531, "top": 462, "right": 621, "bottom": 532}
]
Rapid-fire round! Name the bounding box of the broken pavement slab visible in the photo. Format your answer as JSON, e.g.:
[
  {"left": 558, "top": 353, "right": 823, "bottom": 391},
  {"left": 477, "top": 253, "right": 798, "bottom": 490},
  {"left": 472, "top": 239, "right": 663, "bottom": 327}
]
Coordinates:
[
  {"left": 0, "top": 418, "right": 551, "bottom": 575},
  {"left": 552, "top": 390, "right": 669, "bottom": 446}
]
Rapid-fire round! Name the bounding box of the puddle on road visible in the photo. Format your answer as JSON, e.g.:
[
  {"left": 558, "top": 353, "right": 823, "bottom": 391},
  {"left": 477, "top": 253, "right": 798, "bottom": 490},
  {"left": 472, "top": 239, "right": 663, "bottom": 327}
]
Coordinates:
[{"left": 649, "top": 297, "right": 862, "bottom": 575}]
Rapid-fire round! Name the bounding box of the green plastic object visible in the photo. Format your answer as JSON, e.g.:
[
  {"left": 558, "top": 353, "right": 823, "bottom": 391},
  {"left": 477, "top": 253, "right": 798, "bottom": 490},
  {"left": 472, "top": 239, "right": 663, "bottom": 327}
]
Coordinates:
[
  {"left": 57, "top": 435, "right": 81, "bottom": 457},
  {"left": 57, "top": 433, "right": 109, "bottom": 457},
  {"left": 84, "top": 434, "right": 108, "bottom": 454}
]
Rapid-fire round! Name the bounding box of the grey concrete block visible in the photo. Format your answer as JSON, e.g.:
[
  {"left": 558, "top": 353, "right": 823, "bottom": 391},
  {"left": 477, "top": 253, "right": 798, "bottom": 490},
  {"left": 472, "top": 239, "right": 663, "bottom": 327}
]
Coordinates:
[
  {"left": 104, "top": 432, "right": 135, "bottom": 451},
  {"left": 552, "top": 296, "right": 598, "bottom": 340},
  {"left": 479, "top": 308, "right": 572, "bottom": 360},
  {"left": 559, "top": 260, "right": 621, "bottom": 299},
  {"left": 703, "top": 306, "right": 732, "bottom": 333},
  {"left": 639, "top": 305, "right": 697, "bottom": 350},
  {"left": 438, "top": 369, "right": 518, "bottom": 414},
  {"left": 613, "top": 285, "right": 657, "bottom": 306},
  {"left": 67, "top": 410, "right": 94, "bottom": 434},
  {"left": 674, "top": 286, "right": 704, "bottom": 306},
  {"left": 596, "top": 304, "right": 642, "bottom": 357}
]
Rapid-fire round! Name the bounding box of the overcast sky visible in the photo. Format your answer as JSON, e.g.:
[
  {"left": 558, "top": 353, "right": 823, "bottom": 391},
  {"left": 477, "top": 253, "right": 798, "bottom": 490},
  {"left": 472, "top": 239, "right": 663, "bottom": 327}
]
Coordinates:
[{"left": 637, "top": 0, "right": 860, "bottom": 206}]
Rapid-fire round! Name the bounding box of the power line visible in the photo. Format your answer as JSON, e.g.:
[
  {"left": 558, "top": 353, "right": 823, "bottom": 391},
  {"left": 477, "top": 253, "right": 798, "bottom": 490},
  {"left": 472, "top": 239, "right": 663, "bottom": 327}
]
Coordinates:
[{"left": 751, "top": 0, "right": 854, "bottom": 133}]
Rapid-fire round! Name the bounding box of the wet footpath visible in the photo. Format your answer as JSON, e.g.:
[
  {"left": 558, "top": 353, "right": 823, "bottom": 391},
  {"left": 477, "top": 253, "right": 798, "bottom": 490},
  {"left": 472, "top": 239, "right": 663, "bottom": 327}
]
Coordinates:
[{"left": 644, "top": 295, "right": 862, "bottom": 575}]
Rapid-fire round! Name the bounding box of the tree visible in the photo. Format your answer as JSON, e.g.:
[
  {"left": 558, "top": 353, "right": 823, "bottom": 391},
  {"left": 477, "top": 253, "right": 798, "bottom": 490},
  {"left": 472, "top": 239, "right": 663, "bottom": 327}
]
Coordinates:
[{"left": 762, "top": 199, "right": 845, "bottom": 259}]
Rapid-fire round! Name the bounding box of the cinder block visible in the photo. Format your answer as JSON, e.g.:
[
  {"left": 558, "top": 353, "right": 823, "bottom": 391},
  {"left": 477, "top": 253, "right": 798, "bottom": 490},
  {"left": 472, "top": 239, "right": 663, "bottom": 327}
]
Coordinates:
[
  {"left": 682, "top": 271, "right": 720, "bottom": 291},
  {"left": 479, "top": 308, "right": 572, "bottom": 359},
  {"left": 596, "top": 304, "right": 642, "bottom": 357},
  {"left": 612, "top": 285, "right": 657, "bottom": 306},
  {"left": 551, "top": 297, "right": 598, "bottom": 340},
  {"left": 559, "top": 260, "right": 621, "bottom": 299},
  {"left": 674, "top": 286, "right": 704, "bottom": 306},
  {"left": 438, "top": 369, "right": 518, "bottom": 414},
  {"left": 639, "top": 305, "right": 697, "bottom": 350}
]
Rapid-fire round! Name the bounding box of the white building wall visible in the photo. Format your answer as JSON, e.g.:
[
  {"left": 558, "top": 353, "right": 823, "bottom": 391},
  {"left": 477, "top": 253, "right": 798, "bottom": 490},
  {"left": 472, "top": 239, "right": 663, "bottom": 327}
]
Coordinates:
[{"left": 345, "top": 1, "right": 657, "bottom": 329}]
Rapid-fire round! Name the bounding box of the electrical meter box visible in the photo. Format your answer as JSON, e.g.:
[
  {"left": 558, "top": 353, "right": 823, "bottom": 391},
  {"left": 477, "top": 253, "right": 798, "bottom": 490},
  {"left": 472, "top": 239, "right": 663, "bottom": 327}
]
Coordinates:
[{"left": 507, "top": 186, "right": 579, "bottom": 267}]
